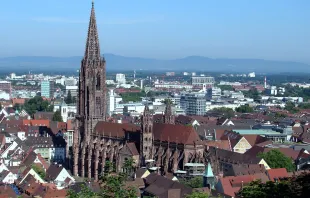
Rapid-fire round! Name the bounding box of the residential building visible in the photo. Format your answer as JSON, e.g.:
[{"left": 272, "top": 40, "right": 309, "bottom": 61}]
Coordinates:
[
  {"left": 0, "top": 81, "right": 12, "bottom": 96},
  {"left": 191, "top": 76, "right": 215, "bottom": 86},
  {"left": 181, "top": 93, "right": 206, "bottom": 116},
  {"left": 116, "top": 73, "right": 126, "bottom": 84}
]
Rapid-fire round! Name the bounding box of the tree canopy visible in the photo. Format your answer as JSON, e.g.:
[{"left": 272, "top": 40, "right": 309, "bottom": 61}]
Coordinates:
[
  {"left": 235, "top": 104, "right": 254, "bottom": 113},
  {"left": 257, "top": 149, "right": 295, "bottom": 172},
  {"left": 186, "top": 191, "right": 209, "bottom": 198},
  {"left": 31, "top": 164, "right": 46, "bottom": 179},
  {"left": 180, "top": 177, "right": 204, "bottom": 188},
  {"left": 24, "top": 96, "right": 53, "bottom": 115},
  {"left": 284, "top": 101, "right": 299, "bottom": 114},
  {"left": 237, "top": 173, "right": 310, "bottom": 198},
  {"left": 243, "top": 89, "right": 261, "bottom": 101},
  {"left": 212, "top": 107, "right": 235, "bottom": 119},
  {"left": 65, "top": 90, "right": 73, "bottom": 104},
  {"left": 52, "top": 110, "right": 63, "bottom": 122}
]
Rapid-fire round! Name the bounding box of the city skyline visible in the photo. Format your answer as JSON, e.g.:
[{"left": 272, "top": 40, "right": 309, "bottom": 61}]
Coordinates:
[{"left": 0, "top": 0, "right": 309, "bottom": 63}]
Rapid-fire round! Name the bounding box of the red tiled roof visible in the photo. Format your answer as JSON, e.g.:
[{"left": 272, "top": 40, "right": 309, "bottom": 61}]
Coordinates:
[
  {"left": 153, "top": 123, "right": 201, "bottom": 145},
  {"left": 23, "top": 119, "right": 50, "bottom": 127},
  {"left": 267, "top": 168, "right": 288, "bottom": 182}
]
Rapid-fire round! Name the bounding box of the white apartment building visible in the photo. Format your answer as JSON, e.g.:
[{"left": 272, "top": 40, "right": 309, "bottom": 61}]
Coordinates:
[{"left": 116, "top": 73, "right": 126, "bottom": 84}]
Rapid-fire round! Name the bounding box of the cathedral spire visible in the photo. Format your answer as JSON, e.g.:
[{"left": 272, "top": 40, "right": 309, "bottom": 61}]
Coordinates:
[
  {"left": 84, "top": 1, "right": 101, "bottom": 61},
  {"left": 164, "top": 100, "right": 175, "bottom": 124}
]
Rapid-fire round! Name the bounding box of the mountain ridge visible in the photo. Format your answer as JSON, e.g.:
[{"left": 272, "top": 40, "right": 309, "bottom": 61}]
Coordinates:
[{"left": 0, "top": 54, "right": 308, "bottom": 73}]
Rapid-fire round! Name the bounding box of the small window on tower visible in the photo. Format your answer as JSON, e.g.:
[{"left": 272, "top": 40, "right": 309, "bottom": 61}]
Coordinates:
[{"left": 96, "top": 73, "right": 101, "bottom": 90}]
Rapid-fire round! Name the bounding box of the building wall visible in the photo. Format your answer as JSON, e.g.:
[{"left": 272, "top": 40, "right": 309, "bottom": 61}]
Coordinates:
[
  {"left": 41, "top": 81, "right": 51, "bottom": 98},
  {"left": 233, "top": 137, "right": 252, "bottom": 154}
]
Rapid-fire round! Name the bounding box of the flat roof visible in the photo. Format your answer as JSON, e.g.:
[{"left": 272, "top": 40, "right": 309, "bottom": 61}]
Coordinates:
[
  {"left": 233, "top": 129, "right": 284, "bottom": 135},
  {"left": 184, "top": 163, "right": 205, "bottom": 167}
]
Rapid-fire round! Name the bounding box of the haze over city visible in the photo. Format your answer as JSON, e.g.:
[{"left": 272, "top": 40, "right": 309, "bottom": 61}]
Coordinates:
[
  {"left": 1, "top": 1, "right": 310, "bottom": 198},
  {"left": 0, "top": 0, "right": 309, "bottom": 63}
]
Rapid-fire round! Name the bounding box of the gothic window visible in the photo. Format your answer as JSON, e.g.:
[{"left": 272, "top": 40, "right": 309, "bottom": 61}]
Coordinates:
[
  {"left": 86, "top": 87, "right": 90, "bottom": 116},
  {"left": 96, "top": 73, "right": 101, "bottom": 90},
  {"left": 96, "top": 97, "right": 101, "bottom": 116}
]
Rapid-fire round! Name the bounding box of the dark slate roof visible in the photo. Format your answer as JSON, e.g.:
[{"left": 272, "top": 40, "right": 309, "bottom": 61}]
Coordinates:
[
  {"left": 208, "top": 147, "right": 263, "bottom": 164},
  {"left": 45, "top": 164, "right": 64, "bottom": 181},
  {"left": 224, "top": 164, "right": 266, "bottom": 177},
  {"left": 144, "top": 173, "right": 192, "bottom": 198}
]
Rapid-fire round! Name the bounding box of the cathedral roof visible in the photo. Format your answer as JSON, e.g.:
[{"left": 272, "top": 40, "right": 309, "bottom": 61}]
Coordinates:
[
  {"left": 153, "top": 123, "right": 201, "bottom": 145},
  {"left": 94, "top": 121, "right": 140, "bottom": 137}
]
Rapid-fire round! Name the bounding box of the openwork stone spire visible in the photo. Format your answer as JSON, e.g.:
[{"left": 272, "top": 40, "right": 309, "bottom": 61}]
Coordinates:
[
  {"left": 84, "top": 1, "right": 101, "bottom": 61},
  {"left": 164, "top": 100, "right": 175, "bottom": 124}
]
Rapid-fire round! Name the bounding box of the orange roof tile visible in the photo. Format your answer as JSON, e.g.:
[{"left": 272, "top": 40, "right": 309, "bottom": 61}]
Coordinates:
[{"left": 267, "top": 168, "right": 289, "bottom": 182}]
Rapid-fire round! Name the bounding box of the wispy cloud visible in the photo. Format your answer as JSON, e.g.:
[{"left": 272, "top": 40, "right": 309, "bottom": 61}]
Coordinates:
[{"left": 32, "top": 16, "right": 164, "bottom": 25}]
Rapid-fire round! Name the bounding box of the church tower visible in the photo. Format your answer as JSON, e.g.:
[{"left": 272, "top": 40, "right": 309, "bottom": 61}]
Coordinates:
[
  {"left": 163, "top": 100, "right": 175, "bottom": 124},
  {"left": 140, "top": 105, "right": 154, "bottom": 164},
  {"left": 78, "top": 1, "right": 106, "bottom": 138},
  {"left": 73, "top": 1, "right": 106, "bottom": 177}
]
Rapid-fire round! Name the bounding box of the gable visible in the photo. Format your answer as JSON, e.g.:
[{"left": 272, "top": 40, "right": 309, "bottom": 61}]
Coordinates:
[
  {"left": 259, "top": 159, "right": 270, "bottom": 170},
  {"left": 119, "top": 144, "right": 134, "bottom": 156},
  {"left": 234, "top": 137, "right": 251, "bottom": 150}
]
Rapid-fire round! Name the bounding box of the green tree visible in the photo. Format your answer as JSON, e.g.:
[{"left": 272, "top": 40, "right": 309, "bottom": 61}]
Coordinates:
[
  {"left": 66, "top": 90, "right": 73, "bottom": 104},
  {"left": 257, "top": 149, "right": 295, "bottom": 172},
  {"left": 212, "top": 107, "right": 235, "bottom": 119},
  {"left": 180, "top": 177, "right": 204, "bottom": 188},
  {"left": 236, "top": 104, "right": 254, "bottom": 113},
  {"left": 186, "top": 191, "right": 209, "bottom": 198},
  {"left": 284, "top": 101, "right": 299, "bottom": 113},
  {"left": 52, "top": 110, "right": 63, "bottom": 122},
  {"left": 98, "top": 174, "right": 137, "bottom": 198},
  {"left": 24, "top": 96, "right": 53, "bottom": 115},
  {"left": 217, "top": 85, "right": 233, "bottom": 91},
  {"left": 31, "top": 164, "right": 46, "bottom": 179},
  {"left": 123, "top": 157, "right": 135, "bottom": 176},
  {"left": 67, "top": 184, "right": 98, "bottom": 198},
  {"left": 243, "top": 88, "right": 261, "bottom": 101}
]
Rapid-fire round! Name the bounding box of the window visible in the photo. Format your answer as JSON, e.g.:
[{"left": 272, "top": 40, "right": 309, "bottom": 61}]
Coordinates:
[{"left": 96, "top": 73, "right": 101, "bottom": 90}]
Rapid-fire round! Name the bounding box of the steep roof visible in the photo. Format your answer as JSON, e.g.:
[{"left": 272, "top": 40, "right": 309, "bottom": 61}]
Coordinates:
[
  {"left": 94, "top": 121, "right": 140, "bottom": 138},
  {"left": 45, "top": 164, "right": 65, "bottom": 181},
  {"left": 153, "top": 123, "right": 201, "bottom": 145}
]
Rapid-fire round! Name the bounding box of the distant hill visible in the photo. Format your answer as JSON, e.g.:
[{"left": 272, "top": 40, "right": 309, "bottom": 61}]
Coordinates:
[{"left": 0, "top": 54, "right": 309, "bottom": 73}]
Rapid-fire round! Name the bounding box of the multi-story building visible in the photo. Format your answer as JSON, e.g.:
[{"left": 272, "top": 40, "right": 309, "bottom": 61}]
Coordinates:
[
  {"left": 207, "top": 87, "right": 222, "bottom": 100},
  {"left": 191, "top": 76, "right": 215, "bottom": 86},
  {"left": 65, "top": 86, "right": 78, "bottom": 98},
  {"left": 65, "top": 77, "right": 77, "bottom": 86},
  {"left": 40, "top": 80, "right": 55, "bottom": 98},
  {"left": 116, "top": 73, "right": 126, "bottom": 84},
  {"left": 181, "top": 93, "right": 206, "bottom": 116},
  {"left": 0, "top": 81, "right": 12, "bottom": 97}
]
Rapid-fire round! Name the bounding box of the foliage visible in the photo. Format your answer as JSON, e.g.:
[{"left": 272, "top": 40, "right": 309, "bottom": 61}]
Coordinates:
[
  {"left": 52, "top": 110, "right": 63, "bottom": 122},
  {"left": 257, "top": 149, "right": 295, "bottom": 172},
  {"left": 180, "top": 177, "right": 204, "bottom": 188},
  {"left": 120, "top": 92, "right": 144, "bottom": 102},
  {"left": 186, "top": 191, "right": 209, "bottom": 198},
  {"left": 24, "top": 96, "right": 53, "bottom": 115},
  {"left": 67, "top": 184, "right": 98, "bottom": 198},
  {"left": 298, "top": 102, "right": 310, "bottom": 109},
  {"left": 65, "top": 90, "right": 73, "bottom": 104},
  {"left": 284, "top": 101, "right": 299, "bottom": 114},
  {"left": 243, "top": 88, "right": 261, "bottom": 101},
  {"left": 99, "top": 174, "right": 137, "bottom": 198},
  {"left": 0, "top": 103, "right": 2, "bottom": 110},
  {"left": 274, "top": 112, "right": 287, "bottom": 118},
  {"left": 31, "top": 164, "right": 46, "bottom": 179},
  {"left": 212, "top": 107, "right": 235, "bottom": 119},
  {"left": 217, "top": 85, "right": 233, "bottom": 91},
  {"left": 282, "top": 84, "right": 310, "bottom": 101},
  {"left": 238, "top": 173, "right": 310, "bottom": 198},
  {"left": 104, "top": 161, "right": 113, "bottom": 174},
  {"left": 123, "top": 157, "right": 135, "bottom": 176},
  {"left": 235, "top": 104, "right": 254, "bottom": 113}
]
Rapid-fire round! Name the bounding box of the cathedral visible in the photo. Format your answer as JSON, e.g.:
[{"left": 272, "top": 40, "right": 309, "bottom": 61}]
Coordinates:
[{"left": 73, "top": 2, "right": 204, "bottom": 181}]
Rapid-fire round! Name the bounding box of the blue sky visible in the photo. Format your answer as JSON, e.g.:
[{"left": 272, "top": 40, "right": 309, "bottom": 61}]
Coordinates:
[{"left": 0, "top": 0, "right": 309, "bottom": 62}]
